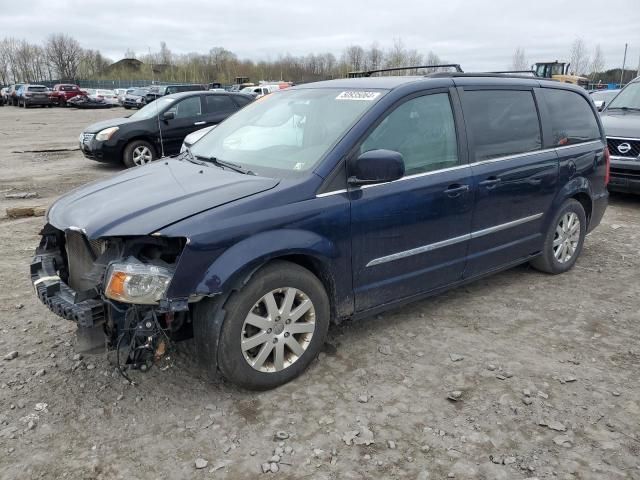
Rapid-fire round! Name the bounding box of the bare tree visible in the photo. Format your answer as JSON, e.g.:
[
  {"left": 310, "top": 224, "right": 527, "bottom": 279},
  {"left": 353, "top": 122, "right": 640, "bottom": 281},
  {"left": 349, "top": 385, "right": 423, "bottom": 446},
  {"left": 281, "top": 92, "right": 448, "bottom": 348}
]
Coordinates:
[
  {"left": 589, "top": 44, "right": 605, "bottom": 76},
  {"left": 511, "top": 47, "right": 528, "bottom": 71},
  {"left": 385, "top": 38, "right": 408, "bottom": 69},
  {"left": 124, "top": 48, "right": 136, "bottom": 59},
  {"left": 159, "top": 41, "right": 172, "bottom": 65},
  {"left": 45, "top": 34, "right": 82, "bottom": 80},
  {"left": 366, "top": 42, "right": 383, "bottom": 71},
  {"left": 342, "top": 45, "right": 365, "bottom": 72},
  {"left": 569, "top": 38, "right": 589, "bottom": 76},
  {"left": 0, "top": 39, "right": 10, "bottom": 84}
]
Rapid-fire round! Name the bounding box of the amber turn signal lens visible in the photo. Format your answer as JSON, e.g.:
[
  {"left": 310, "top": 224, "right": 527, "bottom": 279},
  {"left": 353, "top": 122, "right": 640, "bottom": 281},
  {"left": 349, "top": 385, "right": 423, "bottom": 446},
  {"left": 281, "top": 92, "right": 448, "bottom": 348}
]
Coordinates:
[{"left": 105, "top": 271, "right": 128, "bottom": 300}]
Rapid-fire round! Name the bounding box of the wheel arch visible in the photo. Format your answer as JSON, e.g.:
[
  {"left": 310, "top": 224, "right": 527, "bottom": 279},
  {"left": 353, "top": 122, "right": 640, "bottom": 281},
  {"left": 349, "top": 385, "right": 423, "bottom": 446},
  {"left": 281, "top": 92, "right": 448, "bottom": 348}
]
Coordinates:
[
  {"left": 185, "top": 229, "right": 341, "bottom": 318},
  {"left": 550, "top": 176, "right": 593, "bottom": 229}
]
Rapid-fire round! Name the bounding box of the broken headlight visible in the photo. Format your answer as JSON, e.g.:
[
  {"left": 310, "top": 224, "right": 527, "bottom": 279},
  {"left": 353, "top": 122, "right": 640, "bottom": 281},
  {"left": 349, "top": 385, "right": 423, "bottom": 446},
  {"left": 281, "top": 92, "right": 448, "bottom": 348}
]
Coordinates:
[{"left": 104, "top": 261, "right": 173, "bottom": 305}]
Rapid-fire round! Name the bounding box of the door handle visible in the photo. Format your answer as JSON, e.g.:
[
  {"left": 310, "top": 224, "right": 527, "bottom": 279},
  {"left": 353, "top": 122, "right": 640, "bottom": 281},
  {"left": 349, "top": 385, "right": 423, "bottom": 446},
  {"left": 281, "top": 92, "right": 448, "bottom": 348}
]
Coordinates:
[
  {"left": 444, "top": 184, "right": 470, "bottom": 198},
  {"left": 479, "top": 177, "right": 501, "bottom": 189},
  {"left": 194, "top": 121, "right": 206, "bottom": 126}
]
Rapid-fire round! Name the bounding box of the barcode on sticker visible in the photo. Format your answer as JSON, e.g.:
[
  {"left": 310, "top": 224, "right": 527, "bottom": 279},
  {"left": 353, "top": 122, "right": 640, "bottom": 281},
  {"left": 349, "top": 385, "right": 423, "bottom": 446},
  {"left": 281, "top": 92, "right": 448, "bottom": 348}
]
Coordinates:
[{"left": 335, "top": 91, "right": 381, "bottom": 101}]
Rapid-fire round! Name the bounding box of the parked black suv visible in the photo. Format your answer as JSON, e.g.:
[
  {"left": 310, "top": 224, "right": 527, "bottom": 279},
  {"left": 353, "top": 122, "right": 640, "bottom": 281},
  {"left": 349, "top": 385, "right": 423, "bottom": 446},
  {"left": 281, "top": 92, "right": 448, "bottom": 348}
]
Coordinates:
[
  {"left": 32, "top": 73, "right": 608, "bottom": 389},
  {"left": 79, "top": 91, "right": 253, "bottom": 167},
  {"left": 145, "top": 84, "right": 205, "bottom": 103}
]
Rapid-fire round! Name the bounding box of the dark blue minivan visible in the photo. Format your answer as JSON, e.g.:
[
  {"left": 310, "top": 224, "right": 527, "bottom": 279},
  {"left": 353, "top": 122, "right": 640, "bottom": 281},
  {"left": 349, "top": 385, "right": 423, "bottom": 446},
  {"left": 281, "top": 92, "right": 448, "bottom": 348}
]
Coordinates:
[{"left": 31, "top": 74, "right": 609, "bottom": 389}]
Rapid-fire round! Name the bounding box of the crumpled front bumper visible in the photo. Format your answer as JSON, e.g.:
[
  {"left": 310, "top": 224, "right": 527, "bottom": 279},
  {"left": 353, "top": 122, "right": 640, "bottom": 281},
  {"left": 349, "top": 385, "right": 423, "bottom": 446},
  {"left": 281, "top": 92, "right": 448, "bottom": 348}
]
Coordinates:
[{"left": 30, "top": 248, "right": 105, "bottom": 328}]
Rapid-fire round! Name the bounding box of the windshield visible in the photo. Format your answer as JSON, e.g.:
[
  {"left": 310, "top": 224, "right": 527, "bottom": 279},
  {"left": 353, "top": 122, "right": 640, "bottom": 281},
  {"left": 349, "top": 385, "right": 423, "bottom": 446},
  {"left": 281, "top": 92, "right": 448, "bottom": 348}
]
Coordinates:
[
  {"left": 129, "top": 97, "right": 175, "bottom": 119},
  {"left": 607, "top": 82, "right": 640, "bottom": 110},
  {"left": 190, "top": 88, "right": 386, "bottom": 176},
  {"left": 28, "top": 86, "right": 47, "bottom": 92},
  {"left": 130, "top": 89, "right": 147, "bottom": 96}
]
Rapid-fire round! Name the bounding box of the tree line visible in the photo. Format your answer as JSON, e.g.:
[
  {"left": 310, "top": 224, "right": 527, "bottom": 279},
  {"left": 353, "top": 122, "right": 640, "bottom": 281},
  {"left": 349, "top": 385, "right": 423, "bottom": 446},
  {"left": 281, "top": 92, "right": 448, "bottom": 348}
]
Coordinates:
[
  {"left": 0, "top": 33, "right": 633, "bottom": 86},
  {"left": 0, "top": 34, "right": 109, "bottom": 85},
  {"left": 98, "top": 39, "right": 453, "bottom": 85}
]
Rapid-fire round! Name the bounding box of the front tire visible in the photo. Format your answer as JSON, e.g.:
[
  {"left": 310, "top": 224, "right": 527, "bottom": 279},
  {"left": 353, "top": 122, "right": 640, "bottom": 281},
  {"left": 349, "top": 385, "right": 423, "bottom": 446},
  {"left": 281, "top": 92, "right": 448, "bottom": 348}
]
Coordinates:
[
  {"left": 123, "top": 140, "right": 155, "bottom": 168},
  {"left": 206, "top": 261, "right": 330, "bottom": 390},
  {"left": 530, "top": 199, "right": 586, "bottom": 274}
]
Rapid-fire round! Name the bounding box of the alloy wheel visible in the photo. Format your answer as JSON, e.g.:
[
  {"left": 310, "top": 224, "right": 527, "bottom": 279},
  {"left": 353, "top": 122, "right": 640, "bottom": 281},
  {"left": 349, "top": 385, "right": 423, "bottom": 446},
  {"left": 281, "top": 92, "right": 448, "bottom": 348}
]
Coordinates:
[
  {"left": 132, "top": 146, "right": 152, "bottom": 165},
  {"left": 241, "top": 287, "right": 316, "bottom": 372},
  {"left": 553, "top": 212, "right": 580, "bottom": 264}
]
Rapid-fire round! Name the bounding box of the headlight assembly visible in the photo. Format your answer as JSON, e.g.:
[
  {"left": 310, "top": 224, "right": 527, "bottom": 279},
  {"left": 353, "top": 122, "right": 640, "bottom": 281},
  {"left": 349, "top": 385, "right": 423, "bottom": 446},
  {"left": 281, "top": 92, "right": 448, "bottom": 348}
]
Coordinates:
[
  {"left": 105, "top": 261, "right": 173, "bottom": 304},
  {"left": 95, "top": 126, "right": 119, "bottom": 141}
]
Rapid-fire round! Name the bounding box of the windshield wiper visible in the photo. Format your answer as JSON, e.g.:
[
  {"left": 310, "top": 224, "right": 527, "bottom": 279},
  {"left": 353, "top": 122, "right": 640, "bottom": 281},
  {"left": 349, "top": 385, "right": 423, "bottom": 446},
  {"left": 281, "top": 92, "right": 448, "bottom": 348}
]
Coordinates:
[
  {"left": 181, "top": 146, "right": 210, "bottom": 167},
  {"left": 196, "top": 155, "right": 255, "bottom": 175}
]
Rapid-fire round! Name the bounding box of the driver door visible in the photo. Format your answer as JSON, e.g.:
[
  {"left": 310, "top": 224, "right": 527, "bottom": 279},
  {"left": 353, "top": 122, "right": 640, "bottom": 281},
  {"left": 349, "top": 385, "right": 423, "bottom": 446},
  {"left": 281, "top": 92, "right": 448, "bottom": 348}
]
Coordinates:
[
  {"left": 161, "top": 95, "right": 204, "bottom": 155},
  {"left": 350, "top": 90, "right": 474, "bottom": 311}
]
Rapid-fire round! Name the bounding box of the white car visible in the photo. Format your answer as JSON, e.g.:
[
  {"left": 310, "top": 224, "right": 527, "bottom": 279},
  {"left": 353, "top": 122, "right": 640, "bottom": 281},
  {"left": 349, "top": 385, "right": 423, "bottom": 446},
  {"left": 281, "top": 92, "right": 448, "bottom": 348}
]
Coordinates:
[
  {"left": 86, "top": 89, "right": 119, "bottom": 105},
  {"left": 180, "top": 125, "right": 217, "bottom": 153},
  {"left": 240, "top": 85, "right": 280, "bottom": 98}
]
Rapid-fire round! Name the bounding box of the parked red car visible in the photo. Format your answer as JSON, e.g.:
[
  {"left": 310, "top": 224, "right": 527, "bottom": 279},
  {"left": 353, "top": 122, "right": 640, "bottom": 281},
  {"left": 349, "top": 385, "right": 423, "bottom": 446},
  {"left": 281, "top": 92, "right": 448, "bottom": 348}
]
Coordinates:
[{"left": 50, "top": 84, "right": 85, "bottom": 107}]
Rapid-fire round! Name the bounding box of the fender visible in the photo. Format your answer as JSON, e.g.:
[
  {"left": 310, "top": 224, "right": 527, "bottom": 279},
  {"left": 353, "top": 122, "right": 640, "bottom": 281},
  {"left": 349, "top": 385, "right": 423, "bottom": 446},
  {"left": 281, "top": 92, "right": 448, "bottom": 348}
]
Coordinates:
[
  {"left": 547, "top": 175, "right": 592, "bottom": 229},
  {"left": 193, "top": 229, "right": 338, "bottom": 296}
]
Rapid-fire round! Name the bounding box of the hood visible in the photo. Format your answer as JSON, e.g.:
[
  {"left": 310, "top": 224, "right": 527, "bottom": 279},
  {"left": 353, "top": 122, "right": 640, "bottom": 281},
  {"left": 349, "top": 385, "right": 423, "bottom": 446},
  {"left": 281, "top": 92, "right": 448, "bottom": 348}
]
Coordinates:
[
  {"left": 47, "top": 159, "right": 279, "bottom": 238},
  {"left": 84, "top": 116, "right": 140, "bottom": 133},
  {"left": 600, "top": 111, "right": 640, "bottom": 139}
]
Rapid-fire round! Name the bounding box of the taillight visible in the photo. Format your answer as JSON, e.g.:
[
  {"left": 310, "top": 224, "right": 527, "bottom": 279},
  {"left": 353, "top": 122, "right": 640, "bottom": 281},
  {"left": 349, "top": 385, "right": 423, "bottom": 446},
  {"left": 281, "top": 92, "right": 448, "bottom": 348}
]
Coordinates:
[{"left": 604, "top": 147, "right": 611, "bottom": 185}]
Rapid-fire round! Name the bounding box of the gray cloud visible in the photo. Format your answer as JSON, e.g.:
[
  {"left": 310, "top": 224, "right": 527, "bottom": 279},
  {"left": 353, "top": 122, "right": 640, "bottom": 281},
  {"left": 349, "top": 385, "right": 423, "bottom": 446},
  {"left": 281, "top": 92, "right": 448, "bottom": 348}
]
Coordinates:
[{"left": 2, "top": 0, "right": 638, "bottom": 72}]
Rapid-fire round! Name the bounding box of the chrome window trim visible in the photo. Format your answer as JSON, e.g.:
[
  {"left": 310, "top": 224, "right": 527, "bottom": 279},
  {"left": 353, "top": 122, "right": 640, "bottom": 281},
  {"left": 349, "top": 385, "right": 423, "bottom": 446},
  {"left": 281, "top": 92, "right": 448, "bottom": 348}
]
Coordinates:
[
  {"left": 360, "top": 163, "right": 469, "bottom": 189},
  {"left": 365, "top": 212, "right": 544, "bottom": 268},
  {"left": 554, "top": 139, "right": 603, "bottom": 151},
  {"left": 316, "top": 189, "right": 348, "bottom": 198},
  {"left": 315, "top": 141, "right": 604, "bottom": 197},
  {"left": 607, "top": 136, "right": 640, "bottom": 141}
]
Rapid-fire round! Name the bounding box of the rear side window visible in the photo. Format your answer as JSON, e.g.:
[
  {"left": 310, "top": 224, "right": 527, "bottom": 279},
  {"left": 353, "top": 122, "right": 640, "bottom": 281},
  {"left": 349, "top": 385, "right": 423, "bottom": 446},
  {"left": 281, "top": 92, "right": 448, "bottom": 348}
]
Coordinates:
[
  {"left": 360, "top": 93, "right": 458, "bottom": 175},
  {"left": 167, "top": 96, "right": 202, "bottom": 118},
  {"left": 205, "top": 95, "right": 237, "bottom": 112},
  {"left": 233, "top": 95, "right": 252, "bottom": 107},
  {"left": 543, "top": 89, "right": 600, "bottom": 146},
  {"left": 462, "top": 90, "right": 541, "bottom": 161}
]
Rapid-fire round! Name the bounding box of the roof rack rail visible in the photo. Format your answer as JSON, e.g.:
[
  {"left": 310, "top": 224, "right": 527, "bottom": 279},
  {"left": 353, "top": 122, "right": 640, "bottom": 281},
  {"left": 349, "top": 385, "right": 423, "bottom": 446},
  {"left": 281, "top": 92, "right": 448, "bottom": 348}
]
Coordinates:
[
  {"left": 347, "top": 64, "right": 463, "bottom": 78},
  {"left": 486, "top": 70, "right": 538, "bottom": 76},
  {"left": 426, "top": 72, "right": 541, "bottom": 80}
]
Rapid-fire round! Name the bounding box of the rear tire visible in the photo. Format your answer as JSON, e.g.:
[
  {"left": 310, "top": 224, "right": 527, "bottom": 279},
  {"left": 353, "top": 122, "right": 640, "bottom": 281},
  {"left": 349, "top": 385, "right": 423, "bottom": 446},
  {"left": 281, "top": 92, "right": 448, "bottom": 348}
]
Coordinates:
[
  {"left": 203, "top": 261, "right": 330, "bottom": 390},
  {"left": 123, "top": 140, "right": 155, "bottom": 168},
  {"left": 530, "top": 199, "right": 586, "bottom": 274}
]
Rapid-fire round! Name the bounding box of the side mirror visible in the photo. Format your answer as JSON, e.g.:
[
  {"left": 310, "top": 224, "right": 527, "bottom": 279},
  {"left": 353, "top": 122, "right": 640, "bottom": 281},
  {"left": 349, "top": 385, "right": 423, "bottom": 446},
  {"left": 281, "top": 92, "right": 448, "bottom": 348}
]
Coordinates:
[
  {"left": 594, "top": 100, "right": 605, "bottom": 111},
  {"left": 348, "top": 149, "right": 405, "bottom": 185},
  {"left": 162, "top": 111, "right": 175, "bottom": 121}
]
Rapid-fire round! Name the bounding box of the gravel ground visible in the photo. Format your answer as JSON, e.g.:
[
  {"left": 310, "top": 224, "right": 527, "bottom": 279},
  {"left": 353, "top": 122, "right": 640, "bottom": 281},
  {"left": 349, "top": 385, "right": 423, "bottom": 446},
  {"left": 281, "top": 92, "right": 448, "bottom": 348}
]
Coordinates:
[{"left": 0, "top": 106, "right": 639, "bottom": 480}]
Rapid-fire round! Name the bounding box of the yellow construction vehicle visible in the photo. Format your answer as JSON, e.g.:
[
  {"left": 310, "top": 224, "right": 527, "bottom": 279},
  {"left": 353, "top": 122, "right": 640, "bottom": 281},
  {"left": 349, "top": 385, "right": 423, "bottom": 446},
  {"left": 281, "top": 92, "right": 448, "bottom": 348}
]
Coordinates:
[{"left": 533, "top": 61, "right": 589, "bottom": 88}]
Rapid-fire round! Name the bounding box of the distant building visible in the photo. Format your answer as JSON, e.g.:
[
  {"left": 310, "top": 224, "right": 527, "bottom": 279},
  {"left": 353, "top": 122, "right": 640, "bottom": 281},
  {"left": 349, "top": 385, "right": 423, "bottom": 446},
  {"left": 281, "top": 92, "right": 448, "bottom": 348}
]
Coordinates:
[
  {"left": 103, "top": 58, "right": 170, "bottom": 77},
  {"left": 105, "top": 58, "right": 144, "bottom": 73}
]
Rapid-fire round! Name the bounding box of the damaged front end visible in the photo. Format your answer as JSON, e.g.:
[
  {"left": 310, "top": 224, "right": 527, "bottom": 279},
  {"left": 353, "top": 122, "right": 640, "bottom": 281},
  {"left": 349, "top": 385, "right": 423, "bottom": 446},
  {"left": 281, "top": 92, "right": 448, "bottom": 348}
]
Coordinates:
[{"left": 31, "top": 224, "right": 191, "bottom": 376}]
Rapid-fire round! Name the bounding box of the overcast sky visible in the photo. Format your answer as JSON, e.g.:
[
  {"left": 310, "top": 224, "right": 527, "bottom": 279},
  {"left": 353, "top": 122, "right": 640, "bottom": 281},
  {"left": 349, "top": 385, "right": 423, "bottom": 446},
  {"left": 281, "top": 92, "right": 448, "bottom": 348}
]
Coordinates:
[{"left": 2, "top": 0, "right": 639, "bottom": 72}]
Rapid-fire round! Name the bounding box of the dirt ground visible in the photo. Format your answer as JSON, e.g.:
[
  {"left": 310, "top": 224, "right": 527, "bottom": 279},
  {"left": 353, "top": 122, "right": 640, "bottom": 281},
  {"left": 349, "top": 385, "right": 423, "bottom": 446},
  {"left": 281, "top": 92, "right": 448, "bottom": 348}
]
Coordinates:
[{"left": 0, "top": 105, "right": 639, "bottom": 480}]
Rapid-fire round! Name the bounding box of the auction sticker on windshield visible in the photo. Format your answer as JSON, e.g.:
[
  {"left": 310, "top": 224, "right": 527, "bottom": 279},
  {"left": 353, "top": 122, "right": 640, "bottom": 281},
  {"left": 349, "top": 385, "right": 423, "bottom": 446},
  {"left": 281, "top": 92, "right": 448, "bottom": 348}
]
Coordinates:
[{"left": 335, "top": 91, "right": 381, "bottom": 101}]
